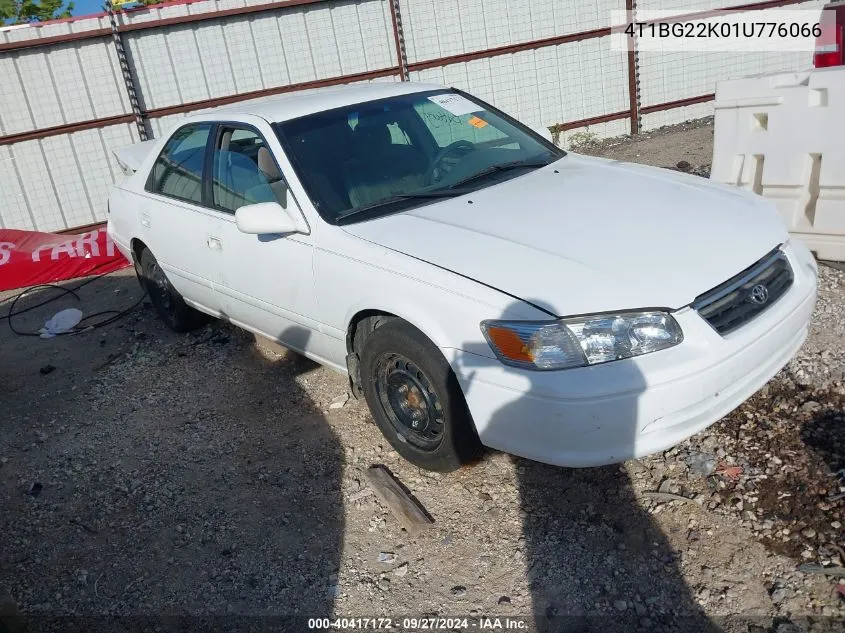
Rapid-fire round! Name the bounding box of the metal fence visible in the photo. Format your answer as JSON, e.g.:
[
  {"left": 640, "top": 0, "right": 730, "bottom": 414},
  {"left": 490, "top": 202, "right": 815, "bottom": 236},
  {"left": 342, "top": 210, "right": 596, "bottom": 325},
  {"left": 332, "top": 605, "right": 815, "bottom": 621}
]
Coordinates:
[{"left": 0, "top": 0, "right": 823, "bottom": 232}]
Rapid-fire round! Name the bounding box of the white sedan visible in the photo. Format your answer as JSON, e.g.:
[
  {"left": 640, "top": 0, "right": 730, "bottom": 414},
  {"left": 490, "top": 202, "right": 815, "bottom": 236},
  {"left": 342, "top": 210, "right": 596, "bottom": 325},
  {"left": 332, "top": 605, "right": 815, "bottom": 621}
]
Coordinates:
[{"left": 107, "top": 82, "right": 818, "bottom": 472}]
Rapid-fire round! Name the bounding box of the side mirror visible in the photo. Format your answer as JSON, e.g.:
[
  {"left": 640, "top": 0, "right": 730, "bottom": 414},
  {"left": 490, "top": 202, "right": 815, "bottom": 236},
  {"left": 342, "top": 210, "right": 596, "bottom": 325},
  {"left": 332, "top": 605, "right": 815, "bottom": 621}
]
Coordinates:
[{"left": 235, "top": 202, "right": 305, "bottom": 235}]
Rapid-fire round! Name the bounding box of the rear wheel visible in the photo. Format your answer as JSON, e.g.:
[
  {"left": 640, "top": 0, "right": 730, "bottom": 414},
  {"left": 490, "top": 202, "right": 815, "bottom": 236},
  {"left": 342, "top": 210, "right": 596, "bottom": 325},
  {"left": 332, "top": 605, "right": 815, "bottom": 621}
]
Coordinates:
[
  {"left": 138, "top": 247, "right": 208, "bottom": 332},
  {"left": 359, "top": 318, "right": 481, "bottom": 472}
]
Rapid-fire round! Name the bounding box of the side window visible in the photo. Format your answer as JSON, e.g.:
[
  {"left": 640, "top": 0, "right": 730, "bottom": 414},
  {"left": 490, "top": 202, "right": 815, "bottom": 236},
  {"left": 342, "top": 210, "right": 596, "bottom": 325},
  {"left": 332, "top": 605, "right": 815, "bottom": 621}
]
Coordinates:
[
  {"left": 387, "top": 122, "right": 410, "bottom": 145},
  {"left": 147, "top": 123, "right": 211, "bottom": 204},
  {"left": 211, "top": 127, "right": 286, "bottom": 213}
]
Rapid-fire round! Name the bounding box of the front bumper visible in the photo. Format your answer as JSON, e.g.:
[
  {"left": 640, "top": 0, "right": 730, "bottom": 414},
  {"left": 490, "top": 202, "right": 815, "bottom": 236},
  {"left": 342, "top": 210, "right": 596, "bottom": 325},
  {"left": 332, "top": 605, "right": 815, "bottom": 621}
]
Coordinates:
[{"left": 449, "top": 242, "right": 818, "bottom": 467}]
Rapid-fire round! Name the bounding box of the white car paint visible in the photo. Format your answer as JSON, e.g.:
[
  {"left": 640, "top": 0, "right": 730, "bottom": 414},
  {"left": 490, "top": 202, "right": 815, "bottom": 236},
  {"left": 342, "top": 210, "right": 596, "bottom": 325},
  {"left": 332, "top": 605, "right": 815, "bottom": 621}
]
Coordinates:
[{"left": 107, "top": 82, "right": 818, "bottom": 468}]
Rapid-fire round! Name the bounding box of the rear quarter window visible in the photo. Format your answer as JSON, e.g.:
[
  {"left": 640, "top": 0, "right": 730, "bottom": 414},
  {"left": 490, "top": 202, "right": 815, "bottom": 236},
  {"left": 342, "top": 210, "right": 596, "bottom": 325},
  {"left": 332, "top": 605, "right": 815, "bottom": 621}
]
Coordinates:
[{"left": 146, "top": 123, "right": 212, "bottom": 204}]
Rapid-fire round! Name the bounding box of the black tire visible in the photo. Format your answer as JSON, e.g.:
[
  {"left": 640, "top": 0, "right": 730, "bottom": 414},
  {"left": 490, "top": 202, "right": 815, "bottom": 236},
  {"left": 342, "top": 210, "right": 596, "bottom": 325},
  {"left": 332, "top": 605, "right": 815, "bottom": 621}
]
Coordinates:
[
  {"left": 359, "top": 318, "right": 482, "bottom": 472},
  {"left": 138, "top": 247, "right": 208, "bottom": 332}
]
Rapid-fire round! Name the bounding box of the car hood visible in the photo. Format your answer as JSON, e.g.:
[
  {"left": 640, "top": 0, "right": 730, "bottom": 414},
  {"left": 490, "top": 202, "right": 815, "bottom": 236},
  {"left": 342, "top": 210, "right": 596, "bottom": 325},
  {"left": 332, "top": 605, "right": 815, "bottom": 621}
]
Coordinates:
[{"left": 341, "top": 153, "right": 789, "bottom": 317}]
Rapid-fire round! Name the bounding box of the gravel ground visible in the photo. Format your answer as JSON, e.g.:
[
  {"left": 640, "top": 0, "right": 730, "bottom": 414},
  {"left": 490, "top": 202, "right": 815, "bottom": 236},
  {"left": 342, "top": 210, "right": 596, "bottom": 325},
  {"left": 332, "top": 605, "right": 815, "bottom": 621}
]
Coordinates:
[{"left": 1, "top": 121, "right": 843, "bottom": 633}]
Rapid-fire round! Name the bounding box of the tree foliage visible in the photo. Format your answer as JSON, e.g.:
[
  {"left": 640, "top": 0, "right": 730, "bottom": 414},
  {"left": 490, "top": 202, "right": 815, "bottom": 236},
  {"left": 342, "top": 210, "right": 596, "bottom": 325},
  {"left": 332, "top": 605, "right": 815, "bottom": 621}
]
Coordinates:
[{"left": 1, "top": 0, "right": 75, "bottom": 23}]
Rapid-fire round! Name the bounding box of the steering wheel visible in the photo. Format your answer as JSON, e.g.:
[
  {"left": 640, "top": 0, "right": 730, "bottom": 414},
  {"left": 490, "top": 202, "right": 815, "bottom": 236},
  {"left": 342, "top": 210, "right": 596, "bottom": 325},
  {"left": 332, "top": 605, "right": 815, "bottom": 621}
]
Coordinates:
[{"left": 425, "top": 140, "right": 475, "bottom": 186}]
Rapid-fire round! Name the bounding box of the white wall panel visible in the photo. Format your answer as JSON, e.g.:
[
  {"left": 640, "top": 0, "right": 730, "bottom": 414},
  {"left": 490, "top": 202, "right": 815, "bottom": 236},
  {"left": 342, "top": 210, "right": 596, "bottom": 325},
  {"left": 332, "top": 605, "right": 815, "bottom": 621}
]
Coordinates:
[
  {"left": 0, "top": 145, "right": 34, "bottom": 230},
  {"left": 400, "top": 0, "right": 625, "bottom": 63},
  {"left": 637, "top": 0, "right": 762, "bottom": 11},
  {"left": 0, "top": 41, "right": 130, "bottom": 136},
  {"left": 410, "top": 38, "right": 629, "bottom": 131},
  {"left": 159, "top": 26, "right": 213, "bottom": 104},
  {"left": 0, "top": 123, "right": 138, "bottom": 231},
  {"left": 636, "top": 0, "right": 825, "bottom": 112},
  {"left": 192, "top": 22, "right": 240, "bottom": 98},
  {"left": 0, "top": 56, "right": 34, "bottom": 136},
  {"left": 8, "top": 141, "right": 64, "bottom": 230}
]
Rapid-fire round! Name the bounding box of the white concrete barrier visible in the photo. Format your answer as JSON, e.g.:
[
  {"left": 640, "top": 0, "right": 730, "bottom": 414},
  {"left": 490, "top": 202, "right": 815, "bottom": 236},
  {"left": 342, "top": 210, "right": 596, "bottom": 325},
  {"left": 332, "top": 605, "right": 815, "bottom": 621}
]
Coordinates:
[{"left": 711, "top": 67, "right": 845, "bottom": 261}]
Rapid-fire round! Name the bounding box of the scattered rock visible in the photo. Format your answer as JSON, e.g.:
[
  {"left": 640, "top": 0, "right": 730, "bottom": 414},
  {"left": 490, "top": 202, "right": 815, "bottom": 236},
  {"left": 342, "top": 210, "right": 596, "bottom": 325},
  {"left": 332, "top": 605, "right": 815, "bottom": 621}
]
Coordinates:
[
  {"left": 394, "top": 562, "right": 409, "bottom": 577},
  {"left": 800, "top": 400, "right": 821, "bottom": 413},
  {"left": 329, "top": 394, "right": 349, "bottom": 409},
  {"left": 39, "top": 364, "right": 56, "bottom": 375},
  {"left": 612, "top": 599, "right": 628, "bottom": 612},
  {"left": 770, "top": 587, "right": 790, "bottom": 604},
  {"left": 348, "top": 489, "right": 373, "bottom": 502},
  {"left": 686, "top": 452, "right": 716, "bottom": 477},
  {"left": 26, "top": 482, "right": 42, "bottom": 497}
]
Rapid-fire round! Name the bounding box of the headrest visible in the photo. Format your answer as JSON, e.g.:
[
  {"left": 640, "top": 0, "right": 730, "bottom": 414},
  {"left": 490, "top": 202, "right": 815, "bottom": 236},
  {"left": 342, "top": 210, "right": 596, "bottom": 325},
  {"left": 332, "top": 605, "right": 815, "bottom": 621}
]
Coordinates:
[
  {"left": 353, "top": 118, "right": 391, "bottom": 150},
  {"left": 257, "top": 146, "right": 282, "bottom": 182}
]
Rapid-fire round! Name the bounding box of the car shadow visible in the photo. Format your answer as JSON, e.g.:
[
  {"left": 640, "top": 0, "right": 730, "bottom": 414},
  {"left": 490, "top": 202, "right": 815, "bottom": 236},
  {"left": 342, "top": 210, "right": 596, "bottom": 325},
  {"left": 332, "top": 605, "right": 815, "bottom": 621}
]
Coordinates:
[
  {"left": 455, "top": 300, "right": 721, "bottom": 632},
  {"left": 800, "top": 407, "right": 845, "bottom": 477},
  {"left": 0, "top": 276, "right": 345, "bottom": 633}
]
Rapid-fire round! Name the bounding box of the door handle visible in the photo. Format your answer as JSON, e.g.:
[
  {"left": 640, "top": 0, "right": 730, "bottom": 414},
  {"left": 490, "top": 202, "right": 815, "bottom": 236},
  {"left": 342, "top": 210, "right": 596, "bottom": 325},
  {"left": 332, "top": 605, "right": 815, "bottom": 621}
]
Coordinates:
[{"left": 206, "top": 236, "right": 222, "bottom": 251}]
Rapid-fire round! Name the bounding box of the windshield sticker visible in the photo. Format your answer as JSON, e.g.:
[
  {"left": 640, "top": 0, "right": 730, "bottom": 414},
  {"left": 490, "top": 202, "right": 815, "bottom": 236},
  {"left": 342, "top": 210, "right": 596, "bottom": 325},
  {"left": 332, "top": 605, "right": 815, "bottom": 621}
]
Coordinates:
[
  {"left": 427, "top": 93, "right": 482, "bottom": 117},
  {"left": 467, "top": 115, "right": 488, "bottom": 129}
]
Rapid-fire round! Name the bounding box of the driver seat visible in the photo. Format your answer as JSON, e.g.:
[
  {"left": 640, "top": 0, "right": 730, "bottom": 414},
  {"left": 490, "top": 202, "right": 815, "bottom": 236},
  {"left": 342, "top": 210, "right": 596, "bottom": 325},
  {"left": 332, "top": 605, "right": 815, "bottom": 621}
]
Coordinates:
[{"left": 342, "top": 116, "right": 426, "bottom": 208}]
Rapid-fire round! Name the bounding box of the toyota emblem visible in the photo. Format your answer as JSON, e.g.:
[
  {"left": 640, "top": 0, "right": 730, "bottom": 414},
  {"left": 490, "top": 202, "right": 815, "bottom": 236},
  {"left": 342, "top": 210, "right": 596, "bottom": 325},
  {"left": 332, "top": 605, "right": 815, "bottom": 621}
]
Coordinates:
[{"left": 748, "top": 284, "right": 769, "bottom": 305}]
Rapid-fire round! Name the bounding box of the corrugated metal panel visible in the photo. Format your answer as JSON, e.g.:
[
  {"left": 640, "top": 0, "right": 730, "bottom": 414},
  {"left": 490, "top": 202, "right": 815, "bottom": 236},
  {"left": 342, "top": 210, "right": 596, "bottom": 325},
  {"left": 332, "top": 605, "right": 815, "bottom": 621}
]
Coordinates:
[
  {"left": 409, "top": 38, "right": 629, "bottom": 131},
  {"left": 0, "top": 40, "right": 129, "bottom": 136},
  {"left": 635, "top": 0, "right": 826, "bottom": 130},
  {"left": 400, "top": 0, "right": 624, "bottom": 63},
  {"left": 0, "top": 123, "right": 138, "bottom": 231},
  {"left": 124, "top": 0, "right": 393, "bottom": 112}
]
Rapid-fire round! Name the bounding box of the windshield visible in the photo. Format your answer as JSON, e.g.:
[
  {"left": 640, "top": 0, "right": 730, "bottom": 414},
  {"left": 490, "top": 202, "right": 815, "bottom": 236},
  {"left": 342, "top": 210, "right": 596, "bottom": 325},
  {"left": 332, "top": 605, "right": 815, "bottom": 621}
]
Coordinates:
[{"left": 274, "top": 89, "right": 563, "bottom": 223}]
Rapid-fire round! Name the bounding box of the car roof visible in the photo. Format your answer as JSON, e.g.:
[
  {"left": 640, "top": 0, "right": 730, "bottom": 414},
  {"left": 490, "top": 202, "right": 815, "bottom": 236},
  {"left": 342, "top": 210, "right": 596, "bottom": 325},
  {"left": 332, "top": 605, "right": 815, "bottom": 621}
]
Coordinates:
[{"left": 203, "top": 81, "right": 447, "bottom": 124}]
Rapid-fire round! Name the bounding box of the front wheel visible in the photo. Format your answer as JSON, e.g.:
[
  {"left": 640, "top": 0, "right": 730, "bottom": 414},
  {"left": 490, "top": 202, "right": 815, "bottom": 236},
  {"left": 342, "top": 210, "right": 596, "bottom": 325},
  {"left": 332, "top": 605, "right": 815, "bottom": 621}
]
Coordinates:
[
  {"left": 138, "top": 248, "right": 208, "bottom": 332},
  {"left": 359, "top": 319, "right": 481, "bottom": 472}
]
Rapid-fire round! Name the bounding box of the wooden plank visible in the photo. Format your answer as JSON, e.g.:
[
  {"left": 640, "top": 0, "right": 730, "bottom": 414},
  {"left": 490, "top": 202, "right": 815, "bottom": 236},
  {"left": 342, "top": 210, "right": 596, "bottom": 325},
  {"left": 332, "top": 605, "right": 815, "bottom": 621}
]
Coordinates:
[{"left": 364, "top": 465, "right": 434, "bottom": 536}]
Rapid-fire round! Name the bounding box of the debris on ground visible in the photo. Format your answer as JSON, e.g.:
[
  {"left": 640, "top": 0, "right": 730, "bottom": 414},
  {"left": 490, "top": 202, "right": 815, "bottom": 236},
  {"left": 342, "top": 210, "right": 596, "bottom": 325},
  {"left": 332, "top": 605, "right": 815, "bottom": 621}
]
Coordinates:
[
  {"left": 39, "top": 307, "right": 83, "bottom": 338},
  {"left": 377, "top": 552, "right": 397, "bottom": 564},
  {"left": 715, "top": 463, "right": 744, "bottom": 480},
  {"left": 365, "top": 465, "right": 434, "bottom": 536}
]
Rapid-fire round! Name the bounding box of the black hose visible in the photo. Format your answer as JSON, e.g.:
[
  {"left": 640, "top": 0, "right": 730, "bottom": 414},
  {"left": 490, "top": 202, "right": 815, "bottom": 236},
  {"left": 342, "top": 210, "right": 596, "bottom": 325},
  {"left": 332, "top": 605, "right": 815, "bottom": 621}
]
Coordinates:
[{"left": 3, "top": 269, "right": 146, "bottom": 337}]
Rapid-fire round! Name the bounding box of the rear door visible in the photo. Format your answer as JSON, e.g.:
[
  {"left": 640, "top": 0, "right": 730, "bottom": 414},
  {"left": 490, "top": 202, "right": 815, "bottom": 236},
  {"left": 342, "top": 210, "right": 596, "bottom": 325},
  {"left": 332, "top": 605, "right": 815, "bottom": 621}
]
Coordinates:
[
  {"left": 139, "top": 122, "right": 224, "bottom": 315},
  {"left": 207, "top": 122, "right": 323, "bottom": 356}
]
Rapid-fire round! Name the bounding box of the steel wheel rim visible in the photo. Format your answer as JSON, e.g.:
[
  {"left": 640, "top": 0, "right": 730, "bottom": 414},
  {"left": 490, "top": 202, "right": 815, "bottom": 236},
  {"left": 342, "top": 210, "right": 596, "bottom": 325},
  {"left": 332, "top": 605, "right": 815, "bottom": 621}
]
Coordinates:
[{"left": 374, "top": 353, "right": 444, "bottom": 451}]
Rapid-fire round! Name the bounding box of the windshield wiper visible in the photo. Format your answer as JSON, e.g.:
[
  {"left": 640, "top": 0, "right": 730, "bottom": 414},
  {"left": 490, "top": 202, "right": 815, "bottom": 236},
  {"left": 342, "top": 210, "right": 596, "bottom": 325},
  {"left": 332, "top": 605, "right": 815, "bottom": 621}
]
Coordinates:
[
  {"left": 447, "top": 158, "right": 552, "bottom": 190},
  {"left": 336, "top": 190, "right": 467, "bottom": 223}
]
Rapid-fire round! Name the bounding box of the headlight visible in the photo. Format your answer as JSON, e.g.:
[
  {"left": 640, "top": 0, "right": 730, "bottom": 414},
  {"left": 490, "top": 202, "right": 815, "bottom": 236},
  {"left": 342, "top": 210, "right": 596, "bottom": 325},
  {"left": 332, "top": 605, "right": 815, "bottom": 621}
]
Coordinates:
[{"left": 481, "top": 311, "right": 683, "bottom": 371}]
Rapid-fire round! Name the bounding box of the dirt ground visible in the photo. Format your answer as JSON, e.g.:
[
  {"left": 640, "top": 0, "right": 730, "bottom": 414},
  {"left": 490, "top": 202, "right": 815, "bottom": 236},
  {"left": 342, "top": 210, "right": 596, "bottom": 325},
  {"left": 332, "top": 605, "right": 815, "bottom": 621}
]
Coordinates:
[{"left": 1, "top": 122, "right": 843, "bottom": 633}]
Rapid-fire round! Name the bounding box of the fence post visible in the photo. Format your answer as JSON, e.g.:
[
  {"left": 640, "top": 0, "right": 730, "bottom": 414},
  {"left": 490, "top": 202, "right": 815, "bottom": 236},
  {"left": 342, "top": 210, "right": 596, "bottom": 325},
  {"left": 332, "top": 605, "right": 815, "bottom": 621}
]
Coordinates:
[
  {"left": 388, "top": 0, "right": 409, "bottom": 81},
  {"left": 626, "top": 0, "right": 641, "bottom": 135},
  {"left": 104, "top": 1, "right": 148, "bottom": 141}
]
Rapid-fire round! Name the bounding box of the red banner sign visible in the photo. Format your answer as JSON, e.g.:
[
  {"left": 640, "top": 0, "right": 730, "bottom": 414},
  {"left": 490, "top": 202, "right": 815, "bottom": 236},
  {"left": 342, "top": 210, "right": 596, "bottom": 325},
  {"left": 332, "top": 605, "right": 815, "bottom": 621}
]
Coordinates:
[{"left": 0, "top": 227, "right": 130, "bottom": 292}]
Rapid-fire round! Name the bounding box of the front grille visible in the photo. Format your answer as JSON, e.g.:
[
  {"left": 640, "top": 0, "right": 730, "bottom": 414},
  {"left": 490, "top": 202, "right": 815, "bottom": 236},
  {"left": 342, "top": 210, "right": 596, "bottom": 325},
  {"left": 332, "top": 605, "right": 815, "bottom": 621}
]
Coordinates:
[{"left": 692, "top": 248, "right": 793, "bottom": 335}]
